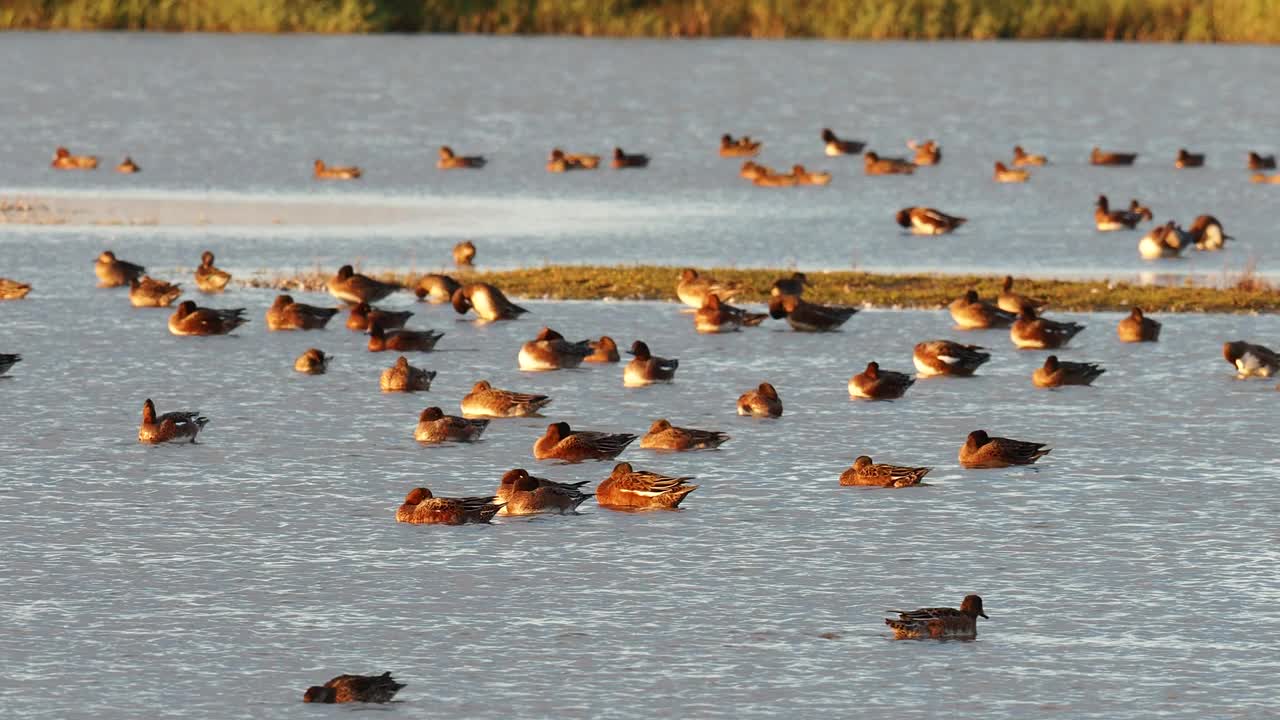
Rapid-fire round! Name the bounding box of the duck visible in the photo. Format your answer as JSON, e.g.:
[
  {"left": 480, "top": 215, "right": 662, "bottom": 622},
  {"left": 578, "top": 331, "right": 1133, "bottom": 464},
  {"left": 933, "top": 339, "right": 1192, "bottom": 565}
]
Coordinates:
[
  {"left": 1116, "top": 307, "right": 1161, "bottom": 342},
  {"left": 168, "top": 301, "right": 248, "bottom": 336},
  {"left": 1094, "top": 195, "right": 1146, "bottom": 231},
  {"left": 533, "top": 421, "right": 637, "bottom": 462},
  {"left": 959, "top": 430, "right": 1051, "bottom": 468},
  {"left": 1010, "top": 307, "right": 1085, "bottom": 349},
  {"left": 451, "top": 283, "right": 528, "bottom": 321},
  {"left": 993, "top": 161, "right": 1029, "bottom": 183},
  {"left": 518, "top": 327, "right": 593, "bottom": 370},
  {"left": 313, "top": 159, "right": 361, "bottom": 180},
  {"left": 395, "top": 488, "right": 502, "bottom": 525},
  {"left": 1250, "top": 172, "right": 1280, "bottom": 184},
  {"left": 1187, "top": 215, "right": 1231, "bottom": 250},
  {"left": 1033, "top": 355, "right": 1106, "bottom": 388},
  {"left": 840, "top": 456, "right": 930, "bottom": 488},
  {"left": 639, "top": 419, "right": 729, "bottom": 451},
  {"left": 303, "top": 672, "right": 405, "bottom": 704},
  {"left": 1128, "top": 199, "right": 1154, "bottom": 221},
  {"left": 94, "top": 250, "right": 145, "bottom": 288},
  {"left": 346, "top": 302, "right": 412, "bottom": 332},
  {"left": 194, "top": 251, "right": 231, "bottom": 293},
  {"left": 266, "top": 295, "right": 339, "bottom": 331},
  {"left": 864, "top": 151, "right": 916, "bottom": 175},
  {"left": 719, "top": 134, "right": 761, "bottom": 158},
  {"left": 767, "top": 294, "right": 858, "bottom": 332},
  {"left": 0, "top": 278, "right": 32, "bottom": 300},
  {"left": 0, "top": 354, "right": 20, "bottom": 376},
  {"left": 695, "top": 293, "right": 767, "bottom": 334},
  {"left": 115, "top": 156, "right": 140, "bottom": 173},
  {"left": 1138, "top": 221, "right": 1189, "bottom": 259},
  {"left": 414, "top": 274, "right": 461, "bottom": 303},
  {"left": 596, "top": 462, "right": 697, "bottom": 509},
  {"left": 821, "top": 128, "right": 865, "bottom": 156},
  {"left": 138, "top": 398, "right": 207, "bottom": 444},
  {"left": 453, "top": 240, "right": 476, "bottom": 267},
  {"left": 586, "top": 336, "right": 620, "bottom": 363},
  {"left": 676, "top": 268, "right": 740, "bottom": 308},
  {"left": 791, "top": 165, "right": 832, "bottom": 186},
  {"left": 885, "top": 595, "right": 987, "bottom": 640},
  {"left": 1223, "top": 341, "right": 1278, "bottom": 378},
  {"left": 1175, "top": 148, "right": 1205, "bottom": 168},
  {"left": 460, "top": 380, "right": 551, "bottom": 417},
  {"left": 908, "top": 139, "right": 941, "bottom": 165},
  {"left": 1012, "top": 145, "right": 1048, "bottom": 166},
  {"left": 327, "top": 265, "right": 399, "bottom": 305},
  {"left": 1090, "top": 146, "right": 1138, "bottom": 166},
  {"left": 624, "top": 340, "right": 678, "bottom": 386},
  {"left": 546, "top": 148, "right": 600, "bottom": 172},
  {"left": 737, "top": 382, "right": 782, "bottom": 417},
  {"left": 912, "top": 340, "right": 991, "bottom": 377},
  {"left": 997, "top": 275, "right": 1047, "bottom": 315},
  {"left": 1246, "top": 151, "right": 1276, "bottom": 170},
  {"left": 437, "top": 146, "right": 485, "bottom": 169},
  {"left": 414, "top": 407, "right": 489, "bottom": 444},
  {"left": 611, "top": 147, "right": 649, "bottom": 168},
  {"left": 128, "top": 276, "right": 182, "bottom": 308},
  {"left": 949, "top": 289, "right": 1016, "bottom": 330},
  {"left": 368, "top": 322, "right": 444, "bottom": 353},
  {"left": 51, "top": 146, "right": 97, "bottom": 169},
  {"left": 895, "top": 207, "right": 966, "bottom": 235},
  {"left": 769, "top": 272, "right": 808, "bottom": 298},
  {"left": 752, "top": 170, "right": 798, "bottom": 188},
  {"left": 294, "top": 348, "right": 331, "bottom": 375},
  {"left": 739, "top": 161, "right": 772, "bottom": 180},
  {"left": 380, "top": 356, "right": 436, "bottom": 392},
  {"left": 495, "top": 468, "right": 592, "bottom": 515},
  {"left": 849, "top": 361, "right": 915, "bottom": 400}
]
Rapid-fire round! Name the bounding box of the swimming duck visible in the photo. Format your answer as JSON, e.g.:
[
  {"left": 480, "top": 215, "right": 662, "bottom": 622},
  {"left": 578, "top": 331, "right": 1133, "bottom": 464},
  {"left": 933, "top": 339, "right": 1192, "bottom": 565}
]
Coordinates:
[
  {"left": 993, "top": 161, "right": 1029, "bottom": 183},
  {"left": 1187, "top": 215, "right": 1231, "bottom": 250},
  {"left": 168, "top": 300, "right": 248, "bottom": 336},
  {"left": 949, "top": 290, "right": 1016, "bottom": 330},
  {"left": 849, "top": 361, "right": 915, "bottom": 400},
  {"left": 737, "top": 382, "right": 782, "bottom": 417},
  {"left": 51, "top": 146, "right": 97, "bottom": 169},
  {"left": 1090, "top": 147, "right": 1138, "bottom": 166},
  {"left": 1012, "top": 145, "right": 1047, "bottom": 166},
  {"left": 95, "top": 250, "right": 145, "bottom": 288},
  {"left": 453, "top": 240, "right": 476, "bottom": 268},
  {"left": 885, "top": 595, "right": 987, "bottom": 640},
  {"left": 895, "top": 207, "right": 966, "bottom": 235},
  {"left": 695, "top": 293, "right": 767, "bottom": 334},
  {"left": 1250, "top": 172, "right": 1280, "bottom": 184},
  {"left": 534, "top": 421, "right": 637, "bottom": 462},
  {"left": 822, "top": 128, "right": 865, "bottom": 156},
  {"left": 908, "top": 139, "right": 941, "bottom": 165},
  {"left": 546, "top": 148, "right": 600, "bottom": 172},
  {"left": 294, "top": 348, "right": 331, "bottom": 375},
  {"left": 840, "top": 456, "right": 930, "bottom": 488},
  {"left": 0, "top": 278, "right": 32, "bottom": 300},
  {"left": 676, "top": 268, "right": 740, "bottom": 308},
  {"left": 1010, "top": 307, "right": 1085, "bottom": 349},
  {"left": 518, "top": 327, "right": 592, "bottom": 370},
  {"left": 1223, "top": 341, "right": 1278, "bottom": 378},
  {"left": 1033, "top": 355, "right": 1106, "bottom": 388},
  {"left": 586, "top": 336, "right": 620, "bottom": 363},
  {"left": 379, "top": 355, "right": 436, "bottom": 392},
  {"left": 639, "top": 419, "right": 729, "bottom": 450},
  {"left": 115, "top": 156, "right": 140, "bottom": 173},
  {"left": 266, "top": 295, "right": 339, "bottom": 331},
  {"left": 460, "top": 380, "right": 551, "bottom": 417},
  {"left": 138, "top": 398, "right": 208, "bottom": 444},
  {"left": 864, "top": 151, "right": 916, "bottom": 175},
  {"left": 739, "top": 161, "right": 772, "bottom": 180},
  {"left": 414, "top": 274, "right": 461, "bottom": 304},
  {"left": 414, "top": 407, "right": 489, "bottom": 444},
  {"left": 368, "top": 322, "right": 444, "bottom": 353},
  {"left": 719, "top": 134, "right": 761, "bottom": 158},
  {"left": 1138, "top": 221, "right": 1189, "bottom": 259},
  {"left": 437, "top": 146, "right": 485, "bottom": 169},
  {"left": 346, "top": 302, "right": 412, "bottom": 332},
  {"left": 313, "top": 159, "right": 361, "bottom": 180},
  {"left": 451, "top": 283, "right": 528, "bottom": 321},
  {"left": 128, "top": 276, "right": 182, "bottom": 308},
  {"left": 624, "top": 340, "right": 678, "bottom": 386},
  {"left": 1247, "top": 151, "right": 1276, "bottom": 170},
  {"left": 767, "top": 294, "right": 858, "bottom": 332},
  {"left": 960, "top": 430, "right": 1051, "bottom": 468},
  {"left": 1175, "top": 148, "right": 1205, "bottom": 168},
  {"left": 1094, "top": 195, "right": 1146, "bottom": 231},
  {"left": 1128, "top": 199, "right": 1154, "bottom": 221},
  {"left": 0, "top": 354, "right": 20, "bottom": 376},
  {"left": 1116, "top": 307, "right": 1161, "bottom": 342},
  {"left": 912, "top": 340, "right": 991, "bottom": 377},
  {"left": 611, "top": 147, "right": 649, "bottom": 168},
  {"left": 327, "top": 265, "right": 399, "bottom": 305},
  {"left": 752, "top": 170, "right": 798, "bottom": 188},
  {"left": 596, "top": 462, "right": 698, "bottom": 509},
  {"left": 791, "top": 165, "right": 832, "bottom": 186},
  {"left": 769, "top": 272, "right": 808, "bottom": 297},
  {"left": 495, "top": 468, "right": 592, "bottom": 515},
  {"left": 194, "top": 251, "right": 231, "bottom": 293},
  {"left": 303, "top": 673, "right": 405, "bottom": 704},
  {"left": 395, "top": 488, "right": 502, "bottom": 525},
  {"left": 997, "top": 276, "right": 1047, "bottom": 315}
]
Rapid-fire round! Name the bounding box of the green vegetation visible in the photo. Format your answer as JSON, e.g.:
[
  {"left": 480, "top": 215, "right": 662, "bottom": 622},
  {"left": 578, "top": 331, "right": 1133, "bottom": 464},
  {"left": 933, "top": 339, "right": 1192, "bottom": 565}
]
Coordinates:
[
  {"left": 4, "top": 0, "right": 1279, "bottom": 42},
  {"left": 244, "top": 265, "right": 1280, "bottom": 313}
]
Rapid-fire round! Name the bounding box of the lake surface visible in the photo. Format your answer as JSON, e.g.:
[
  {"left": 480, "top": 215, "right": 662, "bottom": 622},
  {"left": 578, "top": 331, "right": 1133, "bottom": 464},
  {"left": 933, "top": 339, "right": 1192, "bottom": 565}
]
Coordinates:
[{"left": 1, "top": 35, "right": 1279, "bottom": 720}]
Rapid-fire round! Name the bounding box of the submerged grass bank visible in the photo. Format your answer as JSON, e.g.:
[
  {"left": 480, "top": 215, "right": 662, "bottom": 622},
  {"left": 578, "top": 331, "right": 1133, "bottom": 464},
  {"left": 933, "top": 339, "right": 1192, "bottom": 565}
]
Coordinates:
[
  {"left": 243, "top": 265, "right": 1280, "bottom": 313},
  {"left": 4, "top": 0, "right": 1279, "bottom": 42}
]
